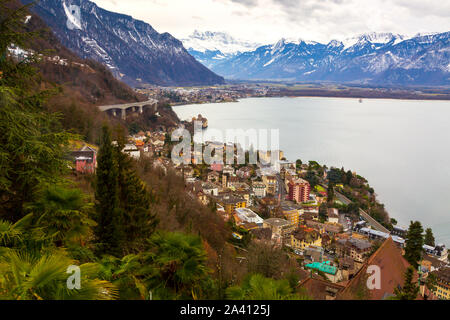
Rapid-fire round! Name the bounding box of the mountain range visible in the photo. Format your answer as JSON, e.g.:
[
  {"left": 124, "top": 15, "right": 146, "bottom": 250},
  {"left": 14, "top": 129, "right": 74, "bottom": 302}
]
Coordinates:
[
  {"left": 22, "top": 0, "right": 450, "bottom": 87},
  {"left": 23, "top": 0, "right": 224, "bottom": 87},
  {"left": 188, "top": 32, "right": 450, "bottom": 86}
]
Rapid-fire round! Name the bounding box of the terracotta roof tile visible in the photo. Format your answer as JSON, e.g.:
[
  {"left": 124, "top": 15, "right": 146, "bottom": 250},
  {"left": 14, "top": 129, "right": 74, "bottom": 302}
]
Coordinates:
[
  {"left": 299, "top": 276, "right": 345, "bottom": 300},
  {"left": 338, "top": 237, "right": 416, "bottom": 300}
]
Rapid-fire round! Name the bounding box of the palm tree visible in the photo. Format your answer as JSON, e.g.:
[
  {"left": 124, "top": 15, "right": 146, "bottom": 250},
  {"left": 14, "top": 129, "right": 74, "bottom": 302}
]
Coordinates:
[
  {"left": 29, "top": 185, "right": 96, "bottom": 246},
  {"left": 0, "top": 214, "right": 30, "bottom": 246},
  {"left": 97, "top": 254, "right": 149, "bottom": 300},
  {"left": 0, "top": 248, "right": 117, "bottom": 300},
  {"left": 226, "top": 274, "right": 311, "bottom": 300},
  {"left": 143, "top": 232, "right": 210, "bottom": 299}
]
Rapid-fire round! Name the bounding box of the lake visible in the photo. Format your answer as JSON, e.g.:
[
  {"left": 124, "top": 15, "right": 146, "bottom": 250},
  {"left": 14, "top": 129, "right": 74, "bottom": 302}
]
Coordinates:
[{"left": 174, "top": 97, "right": 450, "bottom": 245}]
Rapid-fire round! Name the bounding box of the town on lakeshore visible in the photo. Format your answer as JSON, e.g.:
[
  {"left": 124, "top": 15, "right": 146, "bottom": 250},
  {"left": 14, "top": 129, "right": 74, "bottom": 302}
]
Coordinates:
[
  {"left": 135, "top": 82, "right": 450, "bottom": 105},
  {"left": 70, "top": 118, "right": 450, "bottom": 300},
  {"left": 3, "top": 0, "right": 450, "bottom": 305}
]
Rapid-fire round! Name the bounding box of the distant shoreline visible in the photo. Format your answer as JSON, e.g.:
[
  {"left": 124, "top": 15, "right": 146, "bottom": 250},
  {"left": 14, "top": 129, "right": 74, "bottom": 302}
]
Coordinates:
[
  {"left": 267, "top": 91, "right": 450, "bottom": 101},
  {"left": 172, "top": 93, "right": 450, "bottom": 109}
]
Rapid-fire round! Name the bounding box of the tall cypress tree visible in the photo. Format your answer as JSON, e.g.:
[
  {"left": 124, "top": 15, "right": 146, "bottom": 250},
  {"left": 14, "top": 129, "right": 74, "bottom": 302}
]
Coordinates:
[
  {"left": 394, "top": 266, "right": 419, "bottom": 300},
  {"left": 404, "top": 221, "right": 424, "bottom": 268},
  {"left": 95, "top": 125, "right": 123, "bottom": 256},
  {"left": 115, "top": 127, "right": 158, "bottom": 253},
  {"left": 424, "top": 228, "right": 435, "bottom": 247},
  {"left": 319, "top": 203, "right": 328, "bottom": 223},
  {"left": 327, "top": 183, "right": 335, "bottom": 204}
]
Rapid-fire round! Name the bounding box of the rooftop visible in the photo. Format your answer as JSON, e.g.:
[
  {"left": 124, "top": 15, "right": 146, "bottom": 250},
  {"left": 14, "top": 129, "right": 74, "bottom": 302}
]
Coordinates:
[
  {"left": 290, "top": 178, "right": 310, "bottom": 185},
  {"left": 216, "top": 194, "right": 246, "bottom": 205},
  {"left": 264, "top": 218, "right": 291, "bottom": 227},
  {"left": 305, "top": 261, "right": 337, "bottom": 275},
  {"left": 431, "top": 267, "right": 450, "bottom": 283},
  {"left": 338, "top": 237, "right": 414, "bottom": 300},
  {"left": 202, "top": 182, "right": 218, "bottom": 190},
  {"left": 337, "top": 237, "right": 372, "bottom": 250},
  {"left": 298, "top": 277, "right": 345, "bottom": 300},
  {"left": 235, "top": 208, "right": 264, "bottom": 225}
]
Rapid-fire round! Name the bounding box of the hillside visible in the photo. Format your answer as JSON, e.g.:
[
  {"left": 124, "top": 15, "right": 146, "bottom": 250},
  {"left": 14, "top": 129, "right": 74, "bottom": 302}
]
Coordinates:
[{"left": 10, "top": 1, "right": 182, "bottom": 142}]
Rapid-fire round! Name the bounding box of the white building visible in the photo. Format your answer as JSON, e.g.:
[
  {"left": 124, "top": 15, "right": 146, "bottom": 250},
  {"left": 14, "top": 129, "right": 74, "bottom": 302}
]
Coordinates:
[
  {"left": 252, "top": 181, "right": 267, "bottom": 198},
  {"left": 223, "top": 165, "right": 235, "bottom": 175},
  {"left": 123, "top": 144, "right": 140, "bottom": 159},
  {"left": 202, "top": 182, "right": 219, "bottom": 196},
  {"left": 235, "top": 208, "right": 264, "bottom": 226},
  {"left": 327, "top": 208, "right": 340, "bottom": 224}
]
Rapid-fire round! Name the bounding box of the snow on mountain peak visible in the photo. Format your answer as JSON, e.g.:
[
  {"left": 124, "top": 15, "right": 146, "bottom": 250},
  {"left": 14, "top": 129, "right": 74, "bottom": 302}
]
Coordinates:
[
  {"left": 298, "top": 38, "right": 319, "bottom": 45},
  {"left": 327, "top": 39, "right": 343, "bottom": 48},
  {"left": 341, "top": 32, "right": 404, "bottom": 49},
  {"left": 182, "top": 30, "right": 261, "bottom": 54}
]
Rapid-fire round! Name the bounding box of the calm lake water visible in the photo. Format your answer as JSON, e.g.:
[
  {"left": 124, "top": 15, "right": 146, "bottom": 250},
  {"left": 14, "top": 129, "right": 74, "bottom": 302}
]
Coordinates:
[{"left": 174, "top": 97, "right": 450, "bottom": 245}]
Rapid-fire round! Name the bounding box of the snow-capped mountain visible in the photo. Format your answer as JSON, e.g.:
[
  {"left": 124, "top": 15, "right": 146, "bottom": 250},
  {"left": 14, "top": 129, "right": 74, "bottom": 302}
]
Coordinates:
[
  {"left": 340, "top": 32, "right": 405, "bottom": 50},
  {"left": 181, "top": 31, "right": 262, "bottom": 69},
  {"left": 182, "top": 30, "right": 261, "bottom": 54},
  {"left": 210, "top": 32, "right": 450, "bottom": 86},
  {"left": 24, "top": 0, "right": 224, "bottom": 86}
]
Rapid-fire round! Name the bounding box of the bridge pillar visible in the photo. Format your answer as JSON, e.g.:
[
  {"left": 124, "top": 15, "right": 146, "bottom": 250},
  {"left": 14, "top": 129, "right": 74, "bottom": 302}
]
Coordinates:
[
  {"left": 139, "top": 105, "right": 143, "bottom": 114},
  {"left": 121, "top": 108, "right": 126, "bottom": 120},
  {"left": 112, "top": 109, "right": 117, "bottom": 117}
]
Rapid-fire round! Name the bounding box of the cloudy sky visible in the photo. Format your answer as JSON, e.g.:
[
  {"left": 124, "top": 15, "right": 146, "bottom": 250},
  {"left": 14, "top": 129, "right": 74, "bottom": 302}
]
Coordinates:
[{"left": 94, "top": 0, "right": 450, "bottom": 44}]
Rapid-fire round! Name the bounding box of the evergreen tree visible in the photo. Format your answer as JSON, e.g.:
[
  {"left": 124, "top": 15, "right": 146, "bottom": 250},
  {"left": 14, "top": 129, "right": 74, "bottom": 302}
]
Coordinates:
[
  {"left": 424, "top": 228, "right": 435, "bottom": 247},
  {"left": 345, "top": 170, "right": 353, "bottom": 185},
  {"left": 114, "top": 128, "right": 158, "bottom": 253},
  {"left": 425, "top": 272, "right": 437, "bottom": 293},
  {"left": 319, "top": 203, "right": 328, "bottom": 223},
  {"left": 327, "top": 183, "right": 335, "bottom": 204},
  {"left": 0, "top": 1, "right": 72, "bottom": 221},
  {"left": 404, "top": 221, "right": 424, "bottom": 268},
  {"left": 95, "top": 125, "right": 123, "bottom": 256},
  {"left": 305, "top": 170, "right": 319, "bottom": 188},
  {"left": 394, "top": 266, "right": 419, "bottom": 300},
  {"left": 328, "top": 168, "right": 342, "bottom": 184}
]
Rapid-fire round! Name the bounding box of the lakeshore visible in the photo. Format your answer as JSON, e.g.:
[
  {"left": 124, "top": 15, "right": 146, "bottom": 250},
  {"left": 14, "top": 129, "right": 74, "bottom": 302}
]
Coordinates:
[{"left": 174, "top": 96, "right": 450, "bottom": 246}]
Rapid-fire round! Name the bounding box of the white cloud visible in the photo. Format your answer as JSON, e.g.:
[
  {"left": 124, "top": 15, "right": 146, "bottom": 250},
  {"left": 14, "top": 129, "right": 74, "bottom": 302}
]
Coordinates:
[{"left": 93, "top": 0, "right": 450, "bottom": 44}]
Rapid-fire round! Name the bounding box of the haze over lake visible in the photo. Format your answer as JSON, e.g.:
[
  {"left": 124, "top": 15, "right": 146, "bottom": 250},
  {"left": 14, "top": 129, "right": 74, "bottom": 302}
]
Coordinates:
[{"left": 174, "top": 97, "right": 450, "bottom": 245}]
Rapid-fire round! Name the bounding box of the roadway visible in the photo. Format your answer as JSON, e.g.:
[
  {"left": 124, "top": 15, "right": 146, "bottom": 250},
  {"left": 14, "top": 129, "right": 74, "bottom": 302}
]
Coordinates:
[{"left": 323, "top": 184, "right": 390, "bottom": 234}]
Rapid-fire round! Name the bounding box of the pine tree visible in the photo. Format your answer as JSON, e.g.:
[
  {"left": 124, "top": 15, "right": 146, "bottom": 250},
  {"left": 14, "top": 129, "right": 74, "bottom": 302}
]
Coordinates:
[
  {"left": 424, "top": 228, "right": 435, "bottom": 247},
  {"left": 404, "top": 221, "right": 424, "bottom": 268},
  {"left": 95, "top": 125, "right": 123, "bottom": 256},
  {"left": 394, "top": 266, "right": 419, "bottom": 300}
]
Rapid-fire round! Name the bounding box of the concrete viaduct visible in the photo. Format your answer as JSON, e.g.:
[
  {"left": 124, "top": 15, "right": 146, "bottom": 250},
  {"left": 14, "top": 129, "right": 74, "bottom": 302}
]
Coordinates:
[{"left": 98, "top": 99, "right": 158, "bottom": 120}]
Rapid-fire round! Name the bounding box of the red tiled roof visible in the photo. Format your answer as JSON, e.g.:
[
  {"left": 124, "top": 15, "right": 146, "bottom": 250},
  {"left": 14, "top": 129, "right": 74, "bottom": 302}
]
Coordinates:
[
  {"left": 338, "top": 237, "right": 417, "bottom": 300},
  {"left": 299, "top": 276, "right": 345, "bottom": 300}
]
